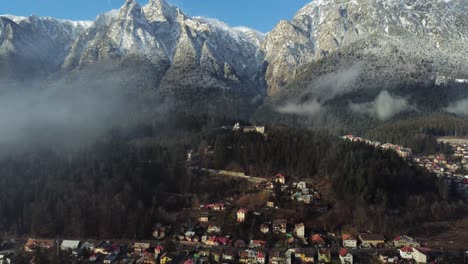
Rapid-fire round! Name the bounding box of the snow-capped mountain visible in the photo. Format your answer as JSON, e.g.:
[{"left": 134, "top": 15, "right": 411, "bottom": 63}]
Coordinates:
[
  {"left": 261, "top": 0, "right": 468, "bottom": 95},
  {"left": 0, "top": 15, "right": 91, "bottom": 79},
  {"left": 63, "top": 0, "right": 264, "bottom": 84},
  {"left": 1, "top": 0, "right": 468, "bottom": 118}
]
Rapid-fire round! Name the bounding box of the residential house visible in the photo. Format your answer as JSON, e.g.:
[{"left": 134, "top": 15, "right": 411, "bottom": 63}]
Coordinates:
[
  {"left": 412, "top": 247, "right": 429, "bottom": 263},
  {"left": 339, "top": 248, "right": 353, "bottom": 264},
  {"left": 295, "top": 223, "right": 305, "bottom": 239},
  {"left": 239, "top": 249, "right": 257, "bottom": 263},
  {"left": 318, "top": 248, "right": 331, "bottom": 263},
  {"left": 207, "top": 224, "right": 222, "bottom": 233},
  {"left": 160, "top": 252, "right": 172, "bottom": 264},
  {"left": 311, "top": 234, "right": 325, "bottom": 246},
  {"left": 272, "top": 219, "right": 287, "bottom": 233},
  {"left": 204, "top": 202, "right": 226, "bottom": 211},
  {"left": 61, "top": 240, "right": 81, "bottom": 252},
  {"left": 199, "top": 212, "right": 209, "bottom": 223},
  {"left": 0, "top": 254, "right": 13, "bottom": 264},
  {"left": 152, "top": 224, "right": 168, "bottom": 239},
  {"left": 257, "top": 251, "right": 266, "bottom": 264},
  {"left": 342, "top": 234, "right": 357, "bottom": 248},
  {"left": 250, "top": 240, "right": 267, "bottom": 248},
  {"left": 94, "top": 242, "right": 119, "bottom": 255},
  {"left": 378, "top": 254, "right": 400, "bottom": 263},
  {"left": 202, "top": 236, "right": 219, "bottom": 246},
  {"left": 269, "top": 249, "right": 286, "bottom": 264},
  {"left": 133, "top": 243, "right": 150, "bottom": 256},
  {"left": 275, "top": 174, "right": 286, "bottom": 185},
  {"left": 25, "top": 239, "right": 55, "bottom": 252},
  {"left": 211, "top": 249, "right": 222, "bottom": 262},
  {"left": 393, "top": 235, "right": 420, "bottom": 248},
  {"left": 399, "top": 246, "right": 413, "bottom": 260},
  {"left": 296, "top": 181, "right": 307, "bottom": 190},
  {"left": 184, "top": 231, "right": 199, "bottom": 243},
  {"left": 359, "top": 233, "right": 385, "bottom": 248},
  {"left": 237, "top": 208, "right": 248, "bottom": 223},
  {"left": 80, "top": 242, "right": 95, "bottom": 252},
  {"left": 294, "top": 248, "right": 315, "bottom": 263},
  {"left": 222, "top": 249, "right": 237, "bottom": 261},
  {"left": 260, "top": 223, "right": 270, "bottom": 234}
]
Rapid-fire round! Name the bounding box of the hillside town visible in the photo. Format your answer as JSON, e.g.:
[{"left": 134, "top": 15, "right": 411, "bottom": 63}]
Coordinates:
[
  {"left": 0, "top": 128, "right": 466, "bottom": 263},
  {"left": 1, "top": 169, "right": 467, "bottom": 264},
  {"left": 342, "top": 135, "right": 468, "bottom": 200}
]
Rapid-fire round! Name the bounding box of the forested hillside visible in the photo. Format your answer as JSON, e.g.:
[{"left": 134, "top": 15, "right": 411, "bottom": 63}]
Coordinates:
[
  {"left": 208, "top": 128, "right": 466, "bottom": 231},
  {"left": 0, "top": 125, "right": 465, "bottom": 238}
]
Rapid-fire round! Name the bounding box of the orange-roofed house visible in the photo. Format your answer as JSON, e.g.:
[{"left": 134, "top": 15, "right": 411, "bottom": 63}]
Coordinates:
[
  {"left": 25, "top": 239, "right": 55, "bottom": 252},
  {"left": 342, "top": 234, "right": 357, "bottom": 248},
  {"left": 311, "top": 234, "right": 325, "bottom": 246}
]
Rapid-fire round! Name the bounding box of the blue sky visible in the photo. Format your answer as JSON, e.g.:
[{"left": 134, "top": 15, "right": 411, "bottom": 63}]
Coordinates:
[{"left": 0, "top": 0, "right": 311, "bottom": 32}]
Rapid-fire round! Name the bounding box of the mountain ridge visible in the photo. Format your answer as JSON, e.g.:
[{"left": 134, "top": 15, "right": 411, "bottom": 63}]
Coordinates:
[{"left": 0, "top": 0, "right": 468, "bottom": 123}]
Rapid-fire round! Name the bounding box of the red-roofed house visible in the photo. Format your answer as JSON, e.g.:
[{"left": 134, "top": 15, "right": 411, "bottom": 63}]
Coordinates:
[
  {"left": 399, "top": 246, "right": 413, "bottom": 259},
  {"left": 275, "top": 174, "right": 286, "bottom": 185},
  {"left": 25, "top": 239, "right": 55, "bottom": 252},
  {"left": 256, "top": 251, "right": 266, "bottom": 264},
  {"left": 339, "top": 248, "right": 353, "bottom": 264},
  {"left": 260, "top": 223, "right": 269, "bottom": 234}
]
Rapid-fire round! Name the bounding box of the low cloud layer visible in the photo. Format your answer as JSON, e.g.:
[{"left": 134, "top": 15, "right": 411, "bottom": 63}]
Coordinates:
[
  {"left": 275, "top": 63, "right": 364, "bottom": 116},
  {"left": 315, "top": 62, "right": 364, "bottom": 100},
  {"left": 0, "top": 63, "right": 151, "bottom": 151},
  {"left": 276, "top": 99, "right": 322, "bottom": 116},
  {"left": 445, "top": 98, "right": 468, "bottom": 116},
  {"left": 349, "top": 91, "right": 411, "bottom": 120}
]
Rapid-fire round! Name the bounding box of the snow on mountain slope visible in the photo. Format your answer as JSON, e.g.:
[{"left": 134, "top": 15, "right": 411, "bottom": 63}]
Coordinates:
[
  {"left": 63, "top": 0, "right": 264, "bottom": 83},
  {"left": 261, "top": 0, "right": 468, "bottom": 95},
  {"left": 0, "top": 14, "right": 91, "bottom": 79}
]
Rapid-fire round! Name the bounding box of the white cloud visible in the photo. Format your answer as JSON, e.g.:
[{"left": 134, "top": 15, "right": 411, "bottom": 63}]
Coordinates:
[{"left": 349, "top": 91, "right": 411, "bottom": 120}]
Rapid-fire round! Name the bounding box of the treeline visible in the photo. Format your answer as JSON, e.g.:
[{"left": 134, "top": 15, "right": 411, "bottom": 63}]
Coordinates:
[{"left": 365, "top": 114, "right": 468, "bottom": 154}]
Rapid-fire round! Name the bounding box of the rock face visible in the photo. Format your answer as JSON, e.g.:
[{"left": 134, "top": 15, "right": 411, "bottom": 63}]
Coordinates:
[
  {"left": 0, "top": 15, "right": 90, "bottom": 79},
  {"left": 62, "top": 0, "right": 264, "bottom": 90},
  {"left": 261, "top": 0, "right": 468, "bottom": 96}
]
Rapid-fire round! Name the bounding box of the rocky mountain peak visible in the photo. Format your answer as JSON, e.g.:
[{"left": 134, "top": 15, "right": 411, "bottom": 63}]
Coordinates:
[{"left": 143, "top": 0, "right": 178, "bottom": 22}]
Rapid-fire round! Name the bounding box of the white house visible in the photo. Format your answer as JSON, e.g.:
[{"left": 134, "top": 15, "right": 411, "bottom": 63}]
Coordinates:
[
  {"left": 342, "top": 234, "right": 357, "bottom": 248},
  {"left": 61, "top": 240, "right": 81, "bottom": 251},
  {"left": 0, "top": 255, "right": 11, "bottom": 264},
  {"left": 237, "top": 208, "right": 247, "bottom": 223},
  {"left": 295, "top": 223, "right": 305, "bottom": 239},
  {"left": 256, "top": 251, "right": 266, "bottom": 264},
  {"left": 296, "top": 181, "right": 307, "bottom": 190},
  {"left": 339, "top": 248, "right": 353, "bottom": 264},
  {"left": 412, "top": 248, "right": 428, "bottom": 263}
]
